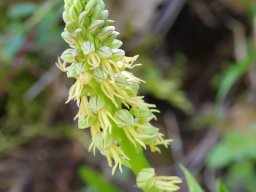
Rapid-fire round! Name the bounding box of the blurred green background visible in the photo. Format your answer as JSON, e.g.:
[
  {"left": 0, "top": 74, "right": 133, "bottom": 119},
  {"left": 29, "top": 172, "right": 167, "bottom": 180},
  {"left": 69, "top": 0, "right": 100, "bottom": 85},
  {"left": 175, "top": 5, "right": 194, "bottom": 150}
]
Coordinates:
[{"left": 1, "top": 0, "right": 256, "bottom": 191}]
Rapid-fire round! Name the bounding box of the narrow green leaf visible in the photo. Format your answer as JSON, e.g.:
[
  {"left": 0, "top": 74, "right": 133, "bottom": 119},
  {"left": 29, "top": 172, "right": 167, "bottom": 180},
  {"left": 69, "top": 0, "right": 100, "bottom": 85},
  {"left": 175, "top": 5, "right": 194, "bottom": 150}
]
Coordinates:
[
  {"left": 180, "top": 165, "right": 204, "bottom": 192},
  {"left": 79, "top": 166, "right": 119, "bottom": 192},
  {"left": 216, "top": 50, "right": 256, "bottom": 103},
  {"left": 8, "top": 3, "right": 37, "bottom": 19}
]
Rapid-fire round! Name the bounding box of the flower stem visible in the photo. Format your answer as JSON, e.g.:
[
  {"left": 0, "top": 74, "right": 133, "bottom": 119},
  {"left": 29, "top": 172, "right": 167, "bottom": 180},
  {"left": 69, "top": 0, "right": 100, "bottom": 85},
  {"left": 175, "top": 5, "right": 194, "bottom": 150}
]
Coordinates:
[{"left": 113, "top": 124, "right": 160, "bottom": 192}]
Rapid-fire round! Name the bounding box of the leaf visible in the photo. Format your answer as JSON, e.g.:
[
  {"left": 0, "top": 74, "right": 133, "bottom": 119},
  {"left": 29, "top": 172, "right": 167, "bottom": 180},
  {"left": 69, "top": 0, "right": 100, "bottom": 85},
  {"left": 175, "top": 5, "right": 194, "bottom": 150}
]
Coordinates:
[
  {"left": 79, "top": 166, "right": 119, "bottom": 192},
  {"left": 216, "top": 49, "right": 256, "bottom": 103},
  {"left": 180, "top": 165, "right": 204, "bottom": 192},
  {"left": 8, "top": 3, "right": 37, "bottom": 19},
  {"left": 207, "top": 142, "right": 232, "bottom": 168},
  {"left": 207, "top": 130, "right": 256, "bottom": 168},
  {"left": 217, "top": 179, "right": 229, "bottom": 192}
]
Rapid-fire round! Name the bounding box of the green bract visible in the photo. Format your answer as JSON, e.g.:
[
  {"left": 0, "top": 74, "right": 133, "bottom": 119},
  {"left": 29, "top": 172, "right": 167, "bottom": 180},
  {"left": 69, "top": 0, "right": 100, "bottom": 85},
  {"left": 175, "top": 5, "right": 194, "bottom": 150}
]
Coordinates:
[{"left": 57, "top": 0, "right": 181, "bottom": 191}]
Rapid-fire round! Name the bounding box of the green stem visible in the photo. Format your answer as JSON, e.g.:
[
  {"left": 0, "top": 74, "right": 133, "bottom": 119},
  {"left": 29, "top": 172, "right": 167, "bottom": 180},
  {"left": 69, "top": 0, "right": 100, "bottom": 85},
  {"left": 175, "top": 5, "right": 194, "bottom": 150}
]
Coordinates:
[
  {"left": 91, "top": 81, "right": 160, "bottom": 192},
  {"left": 113, "top": 126, "right": 159, "bottom": 192},
  {"left": 114, "top": 125, "right": 150, "bottom": 174}
]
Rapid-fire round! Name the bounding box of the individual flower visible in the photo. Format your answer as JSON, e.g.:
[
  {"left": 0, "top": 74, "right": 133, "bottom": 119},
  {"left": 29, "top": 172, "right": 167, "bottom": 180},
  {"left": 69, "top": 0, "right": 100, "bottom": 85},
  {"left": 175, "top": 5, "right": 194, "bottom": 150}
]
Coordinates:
[{"left": 137, "top": 168, "right": 182, "bottom": 191}]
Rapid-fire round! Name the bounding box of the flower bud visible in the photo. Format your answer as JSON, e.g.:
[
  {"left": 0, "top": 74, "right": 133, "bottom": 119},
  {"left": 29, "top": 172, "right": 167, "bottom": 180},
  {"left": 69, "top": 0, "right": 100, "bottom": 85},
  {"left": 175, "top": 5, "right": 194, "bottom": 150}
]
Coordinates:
[
  {"left": 88, "top": 20, "right": 104, "bottom": 33},
  {"left": 69, "top": 5, "right": 79, "bottom": 21},
  {"left": 82, "top": 41, "right": 95, "bottom": 55},
  {"left": 61, "top": 49, "right": 77, "bottom": 63},
  {"left": 105, "top": 19, "right": 115, "bottom": 26},
  {"left": 100, "top": 10, "right": 109, "bottom": 20},
  {"left": 114, "top": 109, "right": 134, "bottom": 128},
  {"left": 85, "top": 0, "right": 97, "bottom": 13},
  {"left": 64, "top": 2, "right": 71, "bottom": 15},
  {"left": 74, "top": 28, "right": 84, "bottom": 42},
  {"left": 93, "top": 68, "right": 108, "bottom": 82},
  {"left": 97, "top": 46, "right": 112, "bottom": 58},
  {"left": 66, "top": 21, "right": 76, "bottom": 32},
  {"left": 106, "top": 31, "right": 120, "bottom": 43},
  {"left": 61, "top": 31, "right": 75, "bottom": 46},
  {"left": 111, "top": 39, "right": 123, "bottom": 49},
  {"left": 78, "top": 10, "right": 89, "bottom": 25},
  {"left": 136, "top": 168, "right": 155, "bottom": 189},
  {"left": 111, "top": 49, "right": 125, "bottom": 61},
  {"left": 89, "top": 95, "right": 105, "bottom": 113},
  {"left": 137, "top": 168, "right": 181, "bottom": 191},
  {"left": 62, "top": 11, "right": 70, "bottom": 24},
  {"left": 98, "top": 26, "right": 115, "bottom": 41},
  {"left": 74, "top": 0, "right": 83, "bottom": 13},
  {"left": 91, "top": 4, "right": 102, "bottom": 20}
]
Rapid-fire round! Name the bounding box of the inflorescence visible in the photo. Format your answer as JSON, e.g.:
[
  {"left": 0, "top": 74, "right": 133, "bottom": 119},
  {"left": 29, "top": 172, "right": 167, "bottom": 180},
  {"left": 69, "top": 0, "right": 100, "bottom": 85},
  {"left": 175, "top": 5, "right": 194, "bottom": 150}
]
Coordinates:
[{"left": 57, "top": 0, "right": 181, "bottom": 191}]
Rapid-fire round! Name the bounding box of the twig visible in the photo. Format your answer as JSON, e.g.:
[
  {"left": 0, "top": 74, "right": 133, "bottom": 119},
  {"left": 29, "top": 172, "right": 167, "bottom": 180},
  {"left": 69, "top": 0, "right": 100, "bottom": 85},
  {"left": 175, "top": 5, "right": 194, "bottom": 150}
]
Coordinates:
[
  {"left": 226, "top": 18, "right": 247, "bottom": 61},
  {"left": 153, "top": 0, "right": 185, "bottom": 37},
  {"left": 24, "top": 66, "right": 60, "bottom": 101},
  {"left": 185, "top": 128, "right": 219, "bottom": 175},
  {"left": 163, "top": 112, "right": 185, "bottom": 162}
]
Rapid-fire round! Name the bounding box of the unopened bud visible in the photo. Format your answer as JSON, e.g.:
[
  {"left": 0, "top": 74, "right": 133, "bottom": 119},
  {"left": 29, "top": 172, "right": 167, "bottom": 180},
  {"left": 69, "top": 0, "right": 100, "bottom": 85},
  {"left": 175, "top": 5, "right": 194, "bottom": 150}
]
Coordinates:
[
  {"left": 61, "top": 31, "right": 75, "bottom": 46},
  {"left": 62, "top": 11, "right": 70, "bottom": 24},
  {"left": 78, "top": 10, "right": 89, "bottom": 25},
  {"left": 69, "top": 5, "right": 79, "bottom": 21},
  {"left": 100, "top": 10, "right": 109, "bottom": 20},
  {"left": 111, "top": 49, "right": 125, "bottom": 61},
  {"left": 66, "top": 21, "right": 76, "bottom": 32},
  {"left": 97, "top": 46, "right": 112, "bottom": 58},
  {"left": 88, "top": 20, "right": 104, "bottom": 33},
  {"left": 111, "top": 39, "right": 123, "bottom": 49},
  {"left": 74, "top": 28, "right": 84, "bottom": 42},
  {"left": 61, "top": 49, "right": 77, "bottom": 63},
  {"left": 98, "top": 26, "right": 115, "bottom": 41},
  {"left": 85, "top": 0, "right": 97, "bottom": 13},
  {"left": 74, "top": 0, "right": 83, "bottom": 13}
]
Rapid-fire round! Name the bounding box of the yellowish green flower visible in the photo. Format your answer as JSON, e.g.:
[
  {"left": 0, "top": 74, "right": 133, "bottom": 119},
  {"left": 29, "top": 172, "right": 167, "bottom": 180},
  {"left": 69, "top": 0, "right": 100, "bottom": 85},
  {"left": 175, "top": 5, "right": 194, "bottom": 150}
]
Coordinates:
[{"left": 137, "top": 168, "right": 182, "bottom": 191}]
